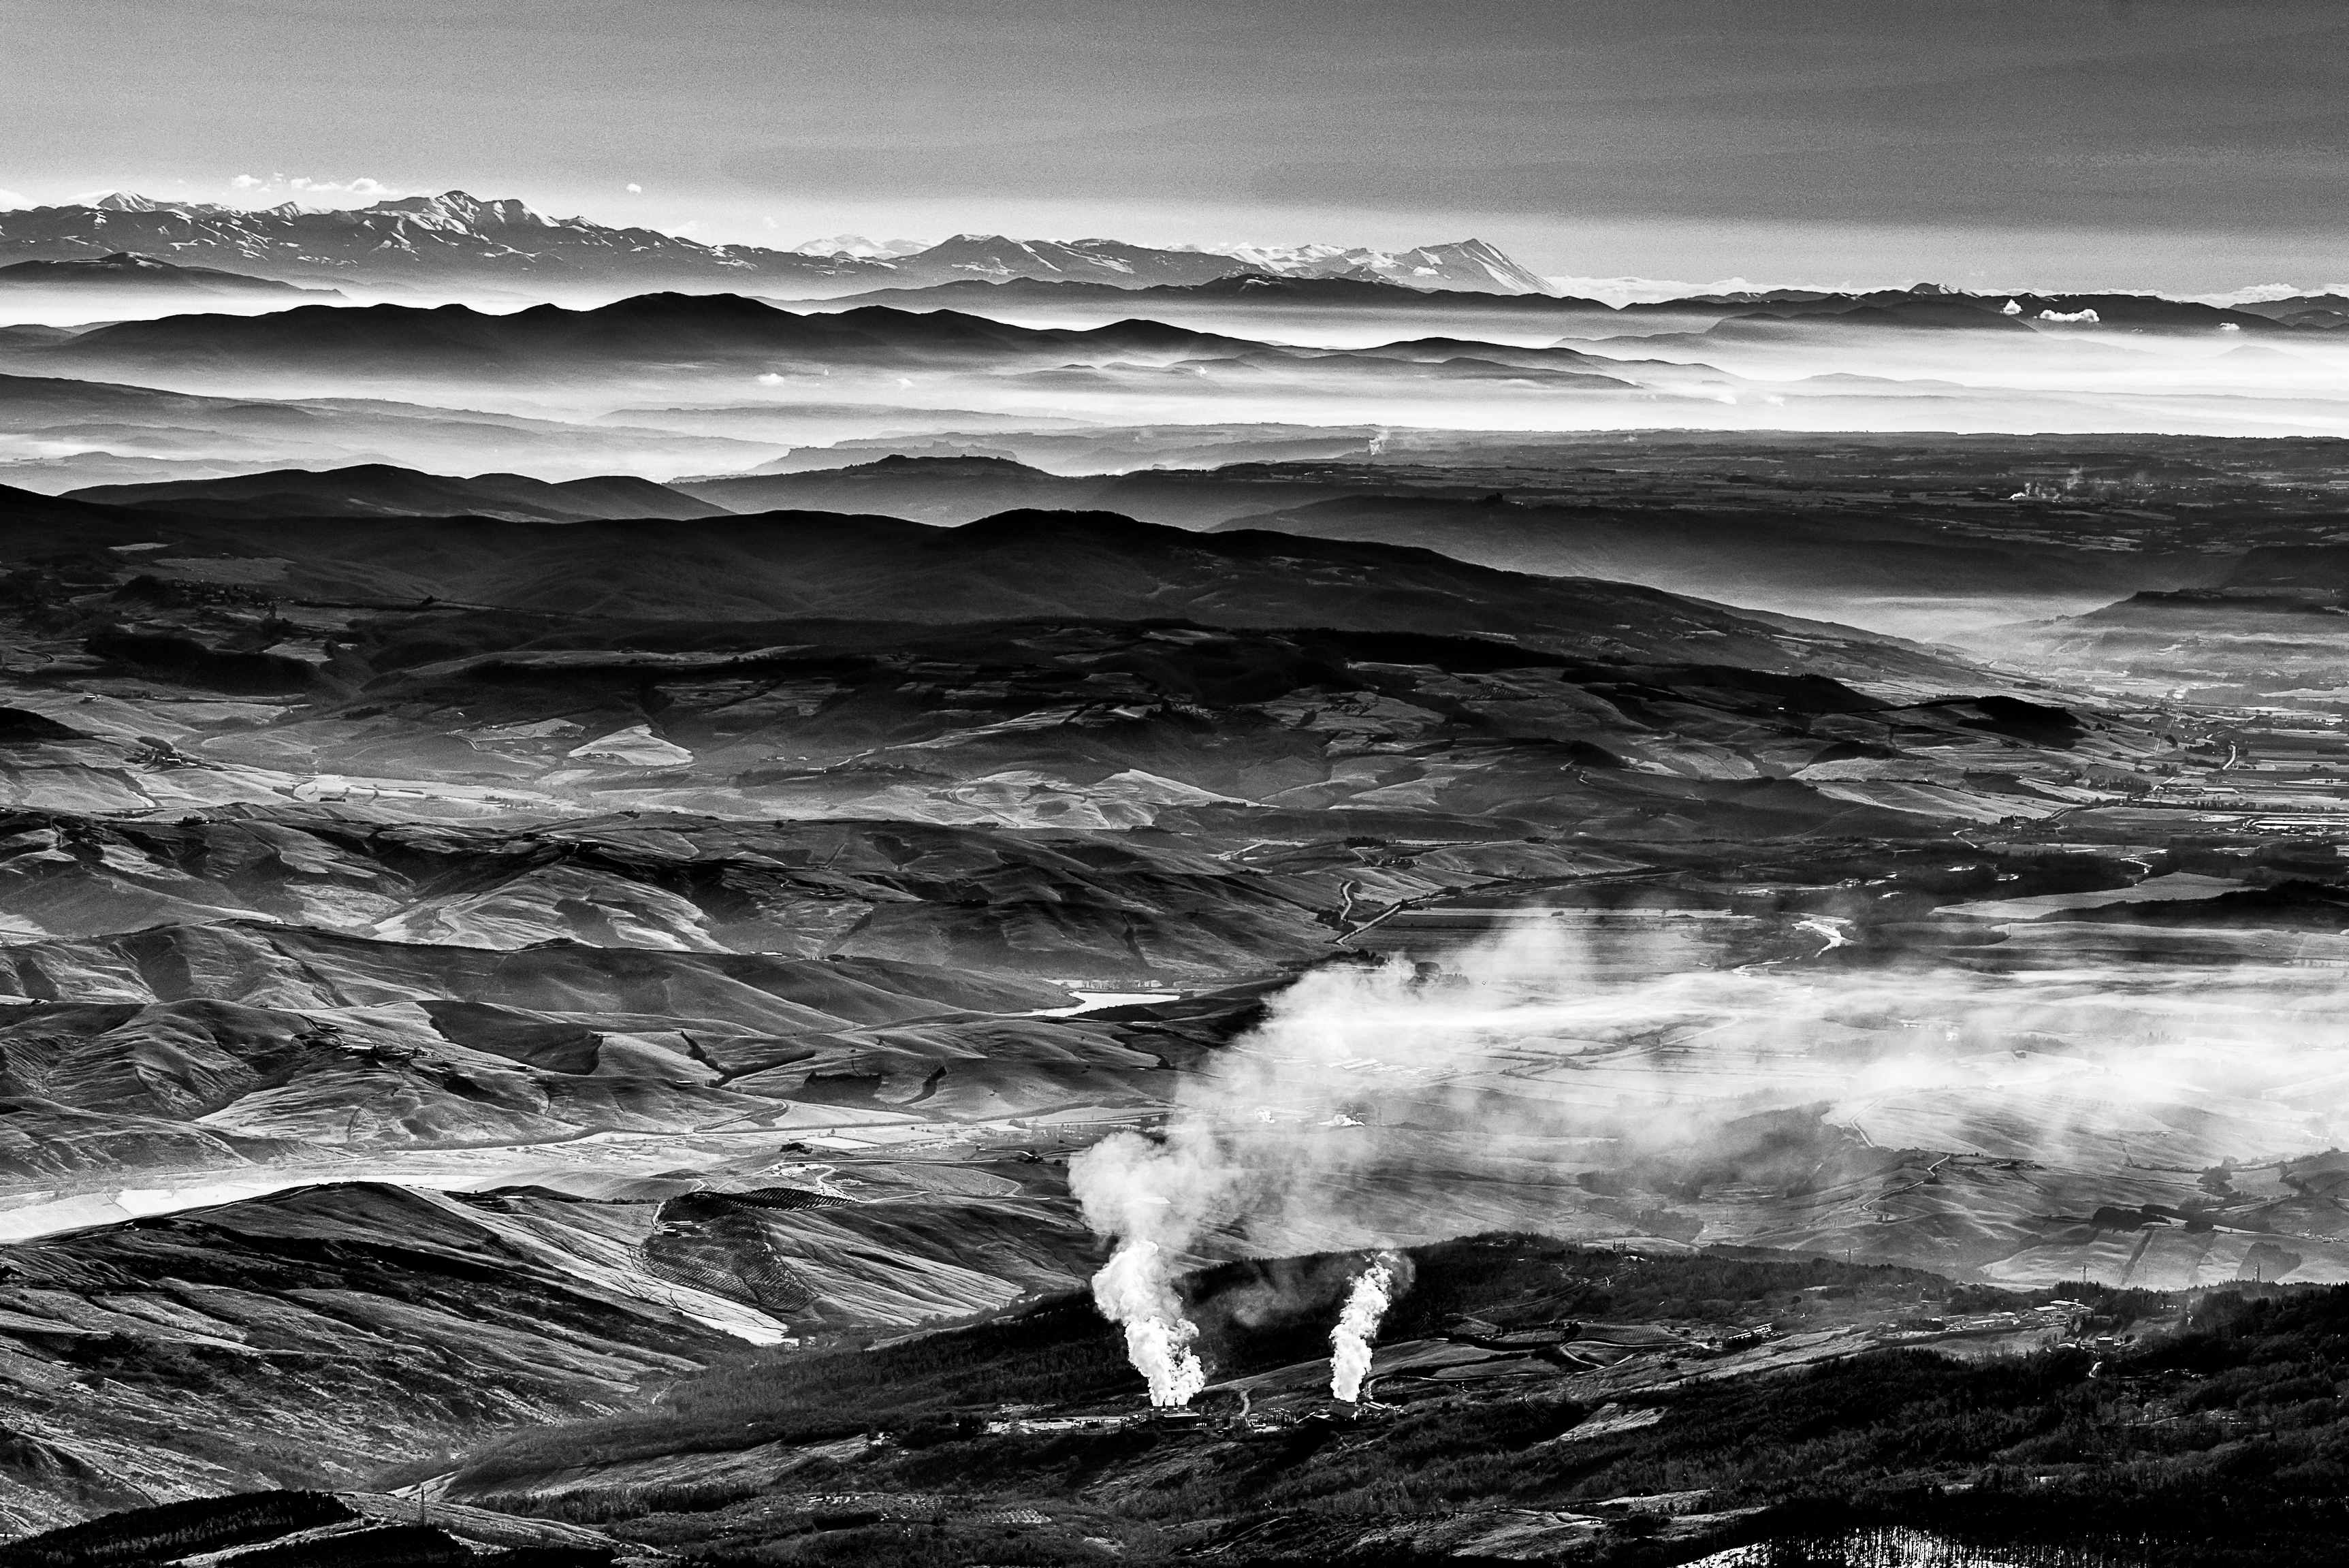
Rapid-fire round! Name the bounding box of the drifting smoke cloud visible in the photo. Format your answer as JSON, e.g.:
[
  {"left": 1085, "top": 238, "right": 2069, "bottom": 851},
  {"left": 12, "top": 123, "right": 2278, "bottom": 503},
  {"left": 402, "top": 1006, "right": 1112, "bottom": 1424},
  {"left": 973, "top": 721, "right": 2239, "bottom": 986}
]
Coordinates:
[
  {"left": 1069, "top": 921, "right": 2349, "bottom": 1399},
  {"left": 1330, "top": 1251, "right": 1409, "bottom": 1403}
]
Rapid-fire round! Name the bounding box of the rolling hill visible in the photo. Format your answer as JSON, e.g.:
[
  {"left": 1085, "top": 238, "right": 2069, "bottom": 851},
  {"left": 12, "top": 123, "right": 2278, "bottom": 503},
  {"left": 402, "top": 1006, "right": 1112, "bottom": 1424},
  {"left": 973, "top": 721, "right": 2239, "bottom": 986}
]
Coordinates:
[
  {"left": 14, "top": 295, "right": 1258, "bottom": 381},
  {"left": 0, "top": 494, "right": 1976, "bottom": 684},
  {"left": 0, "top": 253, "right": 334, "bottom": 297},
  {"left": 67, "top": 464, "right": 727, "bottom": 522}
]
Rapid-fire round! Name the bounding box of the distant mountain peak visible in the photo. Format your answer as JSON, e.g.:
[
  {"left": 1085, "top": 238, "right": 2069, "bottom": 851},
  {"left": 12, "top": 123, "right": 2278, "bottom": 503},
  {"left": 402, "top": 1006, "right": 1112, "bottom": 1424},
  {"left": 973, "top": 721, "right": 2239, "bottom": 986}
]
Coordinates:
[
  {"left": 369, "top": 190, "right": 549, "bottom": 229},
  {"left": 1194, "top": 236, "right": 1552, "bottom": 295},
  {"left": 1387, "top": 238, "right": 1554, "bottom": 295}
]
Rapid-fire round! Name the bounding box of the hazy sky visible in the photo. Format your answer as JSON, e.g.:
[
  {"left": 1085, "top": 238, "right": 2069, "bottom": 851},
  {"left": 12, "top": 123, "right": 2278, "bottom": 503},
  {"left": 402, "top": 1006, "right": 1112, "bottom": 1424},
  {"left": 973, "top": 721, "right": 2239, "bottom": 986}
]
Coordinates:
[{"left": 3, "top": 0, "right": 2344, "bottom": 289}]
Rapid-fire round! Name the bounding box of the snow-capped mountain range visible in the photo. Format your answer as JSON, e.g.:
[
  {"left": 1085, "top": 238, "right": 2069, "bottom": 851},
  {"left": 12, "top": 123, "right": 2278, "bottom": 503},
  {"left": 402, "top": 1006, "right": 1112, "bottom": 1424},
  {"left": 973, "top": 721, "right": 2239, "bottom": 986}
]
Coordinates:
[{"left": 0, "top": 191, "right": 1555, "bottom": 295}]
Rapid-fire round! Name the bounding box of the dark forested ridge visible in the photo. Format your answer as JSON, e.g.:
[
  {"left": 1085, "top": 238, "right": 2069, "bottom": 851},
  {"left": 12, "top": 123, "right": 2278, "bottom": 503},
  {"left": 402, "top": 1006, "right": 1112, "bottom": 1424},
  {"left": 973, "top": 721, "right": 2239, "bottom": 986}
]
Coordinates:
[{"left": 352, "top": 1236, "right": 2349, "bottom": 1567}]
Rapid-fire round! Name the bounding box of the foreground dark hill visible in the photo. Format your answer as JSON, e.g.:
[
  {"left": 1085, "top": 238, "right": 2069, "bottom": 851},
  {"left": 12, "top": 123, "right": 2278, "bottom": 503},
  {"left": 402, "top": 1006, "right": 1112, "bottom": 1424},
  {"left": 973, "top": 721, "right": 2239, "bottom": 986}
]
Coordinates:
[
  {"left": 0, "top": 1180, "right": 752, "bottom": 1531},
  {"left": 67, "top": 464, "right": 727, "bottom": 522},
  {"left": 0, "top": 493, "right": 1972, "bottom": 686},
  {"left": 670, "top": 434, "right": 2349, "bottom": 626},
  {"left": 1208, "top": 490, "right": 2225, "bottom": 605},
  {"left": 0, "top": 1490, "right": 626, "bottom": 1567},
  {"left": 25, "top": 1232, "right": 2349, "bottom": 1565},
  {"left": 435, "top": 1237, "right": 2349, "bottom": 1568}
]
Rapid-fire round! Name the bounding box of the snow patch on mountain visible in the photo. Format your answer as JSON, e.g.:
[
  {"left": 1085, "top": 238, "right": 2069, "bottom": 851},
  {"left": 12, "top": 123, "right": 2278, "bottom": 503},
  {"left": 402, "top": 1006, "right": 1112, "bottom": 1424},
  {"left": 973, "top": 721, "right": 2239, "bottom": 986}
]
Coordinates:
[
  {"left": 1189, "top": 237, "right": 1552, "bottom": 295},
  {"left": 791, "top": 234, "right": 927, "bottom": 259}
]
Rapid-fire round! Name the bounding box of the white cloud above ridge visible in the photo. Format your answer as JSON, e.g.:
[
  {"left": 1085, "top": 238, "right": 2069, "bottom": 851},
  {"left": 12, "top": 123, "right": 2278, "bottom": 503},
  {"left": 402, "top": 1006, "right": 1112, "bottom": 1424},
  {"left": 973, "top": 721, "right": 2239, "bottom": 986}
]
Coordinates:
[
  {"left": 290, "top": 176, "right": 397, "bottom": 197},
  {"left": 226, "top": 173, "right": 402, "bottom": 205}
]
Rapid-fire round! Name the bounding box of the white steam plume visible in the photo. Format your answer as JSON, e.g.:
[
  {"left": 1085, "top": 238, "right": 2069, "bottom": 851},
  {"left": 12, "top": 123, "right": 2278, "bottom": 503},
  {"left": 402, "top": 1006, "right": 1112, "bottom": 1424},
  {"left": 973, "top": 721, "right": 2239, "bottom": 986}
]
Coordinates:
[
  {"left": 1330, "top": 1252, "right": 1405, "bottom": 1403},
  {"left": 1091, "top": 1238, "right": 1207, "bottom": 1407},
  {"left": 1070, "top": 1132, "right": 1234, "bottom": 1405}
]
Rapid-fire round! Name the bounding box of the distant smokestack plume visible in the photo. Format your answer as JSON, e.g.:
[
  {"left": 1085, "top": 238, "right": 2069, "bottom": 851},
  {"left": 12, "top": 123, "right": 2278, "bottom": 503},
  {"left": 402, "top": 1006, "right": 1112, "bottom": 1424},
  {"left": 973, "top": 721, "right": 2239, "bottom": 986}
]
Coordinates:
[
  {"left": 1331, "top": 1251, "right": 1407, "bottom": 1402},
  {"left": 1089, "top": 1238, "right": 1207, "bottom": 1407}
]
